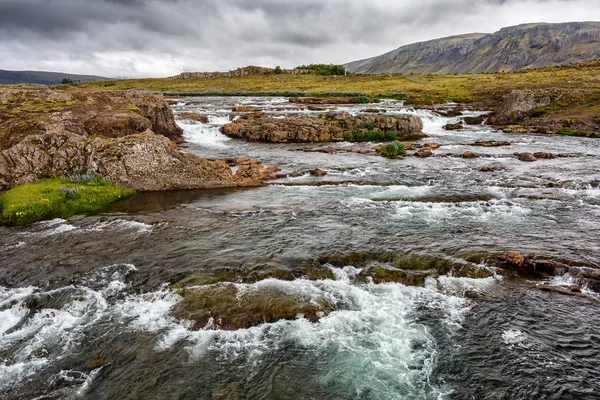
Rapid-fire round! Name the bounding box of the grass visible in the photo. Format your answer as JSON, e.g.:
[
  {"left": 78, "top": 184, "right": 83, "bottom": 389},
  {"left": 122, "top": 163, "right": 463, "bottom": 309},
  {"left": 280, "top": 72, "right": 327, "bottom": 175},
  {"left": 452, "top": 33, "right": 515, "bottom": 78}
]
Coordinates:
[
  {"left": 376, "top": 142, "right": 407, "bottom": 158},
  {"left": 0, "top": 176, "right": 135, "bottom": 225},
  {"left": 68, "top": 61, "right": 600, "bottom": 108},
  {"left": 344, "top": 130, "right": 398, "bottom": 142}
]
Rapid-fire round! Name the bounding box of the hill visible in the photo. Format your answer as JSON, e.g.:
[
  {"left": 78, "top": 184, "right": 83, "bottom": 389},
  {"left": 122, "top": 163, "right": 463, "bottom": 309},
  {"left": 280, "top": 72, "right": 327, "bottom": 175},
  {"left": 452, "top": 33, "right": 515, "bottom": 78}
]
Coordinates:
[
  {"left": 345, "top": 22, "right": 600, "bottom": 74},
  {"left": 0, "top": 69, "right": 109, "bottom": 85}
]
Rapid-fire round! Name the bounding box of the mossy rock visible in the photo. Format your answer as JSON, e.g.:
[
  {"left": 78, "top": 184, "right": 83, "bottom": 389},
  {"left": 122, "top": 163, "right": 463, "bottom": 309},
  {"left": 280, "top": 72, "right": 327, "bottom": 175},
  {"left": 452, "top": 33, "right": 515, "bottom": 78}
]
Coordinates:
[
  {"left": 356, "top": 265, "right": 432, "bottom": 286},
  {"left": 317, "top": 251, "right": 452, "bottom": 274},
  {"left": 172, "top": 284, "right": 335, "bottom": 330}
]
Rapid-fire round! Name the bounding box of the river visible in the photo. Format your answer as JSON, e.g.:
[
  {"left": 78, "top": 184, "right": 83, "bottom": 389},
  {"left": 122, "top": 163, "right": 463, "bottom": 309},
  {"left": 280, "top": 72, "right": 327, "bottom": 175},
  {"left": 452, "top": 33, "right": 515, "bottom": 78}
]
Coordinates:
[{"left": 1, "top": 97, "right": 599, "bottom": 399}]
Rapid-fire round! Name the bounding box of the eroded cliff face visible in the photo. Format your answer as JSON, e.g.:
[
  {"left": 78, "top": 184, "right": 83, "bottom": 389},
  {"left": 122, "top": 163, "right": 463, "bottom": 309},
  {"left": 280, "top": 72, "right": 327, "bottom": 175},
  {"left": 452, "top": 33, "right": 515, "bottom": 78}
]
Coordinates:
[
  {"left": 346, "top": 22, "right": 600, "bottom": 74},
  {"left": 0, "top": 87, "right": 265, "bottom": 191}
]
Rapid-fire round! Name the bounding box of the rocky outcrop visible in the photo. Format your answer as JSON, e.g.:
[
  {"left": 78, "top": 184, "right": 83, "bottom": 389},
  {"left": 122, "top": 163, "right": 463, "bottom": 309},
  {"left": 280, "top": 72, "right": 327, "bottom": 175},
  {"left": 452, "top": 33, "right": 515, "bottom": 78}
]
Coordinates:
[
  {"left": 495, "top": 89, "right": 566, "bottom": 121},
  {"left": 0, "top": 130, "right": 264, "bottom": 191},
  {"left": 165, "top": 66, "right": 312, "bottom": 81},
  {"left": 221, "top": 112, "right": 424, "bottom": 143},
  {"left": 0, "top": 87, "right": 183, "bottom": 150},
  {"left": 0, "top": 87, "right": 269, "bottom": 191}
]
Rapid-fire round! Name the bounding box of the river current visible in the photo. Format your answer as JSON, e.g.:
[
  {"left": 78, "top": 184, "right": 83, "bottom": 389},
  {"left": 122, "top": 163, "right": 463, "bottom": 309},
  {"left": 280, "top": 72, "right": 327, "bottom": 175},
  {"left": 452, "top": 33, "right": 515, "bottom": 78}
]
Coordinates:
[{"left": 0, "top": 97, "right": 599, "bottom": 399}]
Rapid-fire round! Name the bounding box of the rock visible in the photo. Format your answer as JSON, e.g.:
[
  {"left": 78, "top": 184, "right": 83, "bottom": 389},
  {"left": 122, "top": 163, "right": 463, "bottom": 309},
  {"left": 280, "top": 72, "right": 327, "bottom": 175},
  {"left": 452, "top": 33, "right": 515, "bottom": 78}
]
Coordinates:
[
  {"left": 450, "top": 263, "right": 494, "bottom": 279},
  {"left": 534, "top": 151, "right": 553, "bottom": 159},
  {"left": 463, "top": 115, "right": 486, "bottom": 125},
  {"left": 471, "top": 140, "right": 511, "bottom": 147},
  {"left": 497, "top": 89, "right": 565, "bottom": 119},
  {"left": 0, "top": 87, "right": 183, "bottom": 150},
  {"left": 307, "top": 105, "right": 326, "bottom": 111},
  {"left": 362, "top": 108, "right": 386, "bottom": 113},
  {"left": 232, "top": 105, "right": 259, "bottom": 112},
  {"left": 428, "top": 142, "right": 441, "bottom": 149},
  {"left": 517, "top": 152, "right": 537, "bottom": 162},
  {"left": 480, "top": 165, "right": 491, "bottom": 172},
  {"left": 415, "top": 149, "right": 432, "bottom": 158},
  {"left": 221, "top": 113, "right": 425, "bottom": 143},
  {"left": 485, "top": 251, "right": 565, "bottom": 278},
  {"left": 289, "top": 97, "right": 366, "bottom": 105},
  {"left": 444, "top": 123, "right": 463, "bottom": 130},
  {"left": 171, "top": 283, "right": 335, "bottom": 330},
  {"left": 0, "top": 130, "right": 264, "bottom": 191},
  {"left": 180, "top": 112, "right": 209, "bottom": 123},
  {"left": 462, "top": 151, "right": 478, "bottom": 158}
]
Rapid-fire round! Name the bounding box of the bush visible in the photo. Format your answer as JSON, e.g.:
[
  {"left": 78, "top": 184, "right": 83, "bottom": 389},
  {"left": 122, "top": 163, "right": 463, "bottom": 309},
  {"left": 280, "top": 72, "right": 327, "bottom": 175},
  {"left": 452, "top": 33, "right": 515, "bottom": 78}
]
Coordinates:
[
  {"left": 61, "top": 78, "right": 74, "bottom": 84},
  {"left": 274, "top": 66, "right": 282, "bottom": 74},
  {"left": 343, "top": 130, "right": 397, "bottom": 142},
  {"left": 0, "top": 172, "right": 135, "bottom": 225},
  {"left": 296, "top": 64, "right": 346, "bottom": 76},
  {"left": 376, "top": 142, "right": 406, "bottom": 158}
]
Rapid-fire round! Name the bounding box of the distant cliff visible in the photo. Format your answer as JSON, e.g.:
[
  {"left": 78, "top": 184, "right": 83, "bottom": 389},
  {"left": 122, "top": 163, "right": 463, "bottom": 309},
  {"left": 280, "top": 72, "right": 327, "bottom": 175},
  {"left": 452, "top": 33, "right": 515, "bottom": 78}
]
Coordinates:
[
  {"left": 0, "top": 70, "right": 108, "bottom": 85},
  {"left": 345, "top": 22, "right": 600, "bottom": 74}
]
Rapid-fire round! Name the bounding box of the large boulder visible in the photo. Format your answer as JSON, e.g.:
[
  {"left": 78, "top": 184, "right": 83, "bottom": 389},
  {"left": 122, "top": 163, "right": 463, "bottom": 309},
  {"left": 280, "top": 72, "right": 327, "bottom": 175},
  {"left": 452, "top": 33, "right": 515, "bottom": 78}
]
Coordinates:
[{"left": 221, "top": 113, "right": 424, "bottom": 143}]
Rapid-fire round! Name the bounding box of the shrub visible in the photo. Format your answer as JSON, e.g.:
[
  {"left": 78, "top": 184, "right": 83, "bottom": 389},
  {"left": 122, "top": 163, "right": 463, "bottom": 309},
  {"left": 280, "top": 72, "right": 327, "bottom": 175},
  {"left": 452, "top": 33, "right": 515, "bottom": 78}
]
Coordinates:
[
  {"left": 376, "top": 142, "right": 406, "bottom": 158},
  {"left": 61, "top": 78, "right": 74, "bottom": 84},
  {"left": 344, "top": 130, "right": 397, "bottom": 142},
  {"left": 274, "top": 66, "right": 282, "bottom": 74},
  {"left": 295, "top": 64, "right": 346, "bottom": 76}
]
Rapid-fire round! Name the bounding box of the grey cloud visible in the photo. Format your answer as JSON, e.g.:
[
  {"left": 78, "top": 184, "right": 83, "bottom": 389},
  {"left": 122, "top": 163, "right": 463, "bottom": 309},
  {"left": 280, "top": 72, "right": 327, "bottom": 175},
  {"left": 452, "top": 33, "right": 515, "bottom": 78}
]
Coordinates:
[{"left": 0, "top": 0, "right": 598, "bottom": 77}]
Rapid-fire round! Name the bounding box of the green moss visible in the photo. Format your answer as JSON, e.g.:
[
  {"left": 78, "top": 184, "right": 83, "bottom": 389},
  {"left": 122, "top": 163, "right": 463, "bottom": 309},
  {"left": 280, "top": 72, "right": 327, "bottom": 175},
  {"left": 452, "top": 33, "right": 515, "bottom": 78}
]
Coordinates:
[
  {"left": 343, "top": 130, "right": 398, "bottom": 142},
  {"left": 127, "top": 104, "right": 141, "bottom": 113},
  {"left": 0, "top": 177, "right": 135, "bottom": 225},
  {"left": 376, "top": 142, "right": 406, "bottom": 158},
  {"left": 556, "top": 128, "right": 599, "bottom": 138}
]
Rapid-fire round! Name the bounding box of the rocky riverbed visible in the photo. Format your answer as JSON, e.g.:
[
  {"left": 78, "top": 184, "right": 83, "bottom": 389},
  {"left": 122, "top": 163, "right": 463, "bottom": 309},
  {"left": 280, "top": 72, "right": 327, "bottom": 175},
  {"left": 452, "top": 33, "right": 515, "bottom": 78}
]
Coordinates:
[{"left": 0, "top": 95, "right": 599, "bottom": 399}]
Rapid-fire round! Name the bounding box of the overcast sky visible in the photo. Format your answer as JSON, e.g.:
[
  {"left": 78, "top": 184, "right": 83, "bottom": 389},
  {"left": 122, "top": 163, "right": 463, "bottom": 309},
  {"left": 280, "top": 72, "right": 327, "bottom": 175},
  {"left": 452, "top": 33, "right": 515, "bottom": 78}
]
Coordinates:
[{"left": 0, "top": 0, "right": 599, "bottom": 78}]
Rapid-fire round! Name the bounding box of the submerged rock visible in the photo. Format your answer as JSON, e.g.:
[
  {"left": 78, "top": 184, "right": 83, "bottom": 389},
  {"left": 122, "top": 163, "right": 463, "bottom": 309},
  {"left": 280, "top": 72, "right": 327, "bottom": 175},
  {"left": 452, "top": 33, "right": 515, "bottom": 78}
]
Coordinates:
[
  {"left": 221, "top": 113, "right": 424, "bottom": 143},
  {"left": 462, "top": 151, "right": 478, "bottom": 158},
  {"left": 171, "top": 284, "right": 335, "bottom": 330}
]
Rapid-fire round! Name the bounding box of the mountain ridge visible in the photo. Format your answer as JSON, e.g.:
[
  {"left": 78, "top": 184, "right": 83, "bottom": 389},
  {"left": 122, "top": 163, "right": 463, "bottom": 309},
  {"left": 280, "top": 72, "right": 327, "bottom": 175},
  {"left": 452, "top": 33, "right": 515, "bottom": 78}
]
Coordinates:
[
  {"left": 345, "top": 21, "right": 600, "bottom": 74},
  {"left": 0, "top": 69, "right": 109, "bottom": 85}
]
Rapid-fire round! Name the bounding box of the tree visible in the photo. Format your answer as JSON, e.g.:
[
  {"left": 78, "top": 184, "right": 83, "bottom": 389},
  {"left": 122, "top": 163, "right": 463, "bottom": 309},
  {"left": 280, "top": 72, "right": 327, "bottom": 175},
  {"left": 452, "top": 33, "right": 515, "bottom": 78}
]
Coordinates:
[
  {"left": 61, "top": 78, "right": 74, "bottom": 84},
  {"left": 274, "top": 66, "right": 283, "bottom": 74}
]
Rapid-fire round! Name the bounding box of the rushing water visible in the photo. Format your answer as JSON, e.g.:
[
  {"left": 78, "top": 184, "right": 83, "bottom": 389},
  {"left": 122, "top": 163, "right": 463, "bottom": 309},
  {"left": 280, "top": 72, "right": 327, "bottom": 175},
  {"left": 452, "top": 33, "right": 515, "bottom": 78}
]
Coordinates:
[{"left": 1, "top": 97, "right": 599, "bottom": 399}]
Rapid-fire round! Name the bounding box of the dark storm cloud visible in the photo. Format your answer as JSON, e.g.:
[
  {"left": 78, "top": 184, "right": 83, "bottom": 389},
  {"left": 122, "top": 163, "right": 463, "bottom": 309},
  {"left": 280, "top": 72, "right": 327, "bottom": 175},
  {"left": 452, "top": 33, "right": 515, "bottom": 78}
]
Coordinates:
[{"left": 0, "top": 0, "right": 597, "bottom": 77}]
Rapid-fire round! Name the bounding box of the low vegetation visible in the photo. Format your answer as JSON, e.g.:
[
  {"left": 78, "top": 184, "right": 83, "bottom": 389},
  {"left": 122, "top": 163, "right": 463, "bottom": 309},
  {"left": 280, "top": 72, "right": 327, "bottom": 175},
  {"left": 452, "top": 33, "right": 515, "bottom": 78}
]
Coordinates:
[
  {"left": 343, "top": 130, "right": 398, "bottom": 142},
  {"left": 296, "top": 63, "right": 346, "bottom": 76},
  {"left": 376, "top": 141, "right": 407, "bottom": 158},
  {"left": 70, "top": 61, "right": 600, "bottom": 109},
  {"left": 0, "top": 169, "right": 135, "bottom": 225}
]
